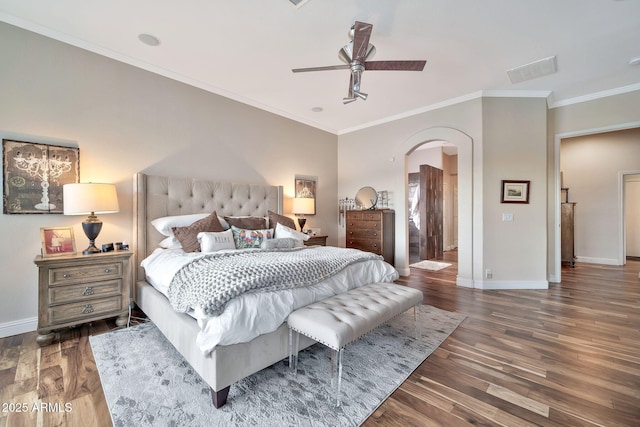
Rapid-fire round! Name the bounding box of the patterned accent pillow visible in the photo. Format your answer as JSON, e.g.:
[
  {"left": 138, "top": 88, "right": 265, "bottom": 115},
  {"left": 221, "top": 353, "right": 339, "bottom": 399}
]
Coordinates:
[
  {"left": 224, "top": 216, "right": 268, "bottom": 230},
  {"left": 268, "top": 210, "right": 296, "bottom": 232},
  {"left": 172, "top": 212, "right": 225, "bottom": 252},
  {"left": 231, "top": 225, "right": 273, "bottom": 249}
]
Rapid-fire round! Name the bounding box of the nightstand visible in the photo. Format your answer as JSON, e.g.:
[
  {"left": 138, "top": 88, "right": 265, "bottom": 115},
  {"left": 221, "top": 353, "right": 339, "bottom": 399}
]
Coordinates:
[
  {"left": 304, "top": 235, "right": 328, "bottom": 246},
  {"left": 33, "top": 251, "right": 133, "bottom": 346}
]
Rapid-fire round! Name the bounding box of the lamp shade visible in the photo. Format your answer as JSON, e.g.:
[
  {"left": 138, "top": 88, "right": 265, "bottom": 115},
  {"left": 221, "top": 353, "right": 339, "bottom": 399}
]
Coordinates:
[
  {"left": 63, "top": 183, "right": 119, "bottom": 215},
  {"left": 292, "top": 197, "right": 315, "bottom": 215}
]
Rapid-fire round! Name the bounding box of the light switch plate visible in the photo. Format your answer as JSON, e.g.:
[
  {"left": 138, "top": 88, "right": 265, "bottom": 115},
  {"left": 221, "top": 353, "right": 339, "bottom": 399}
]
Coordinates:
[{"left": 502, "top": 213, "right": 514, "bottom": 222}]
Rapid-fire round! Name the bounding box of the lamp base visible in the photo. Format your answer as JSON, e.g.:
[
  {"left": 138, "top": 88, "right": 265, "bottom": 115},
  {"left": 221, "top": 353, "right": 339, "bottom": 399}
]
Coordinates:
[
  {"left": 82, "top": 216, "right": 103, "bottom": 255},
  {"left": 297, "top": 217, "right": 307, "bottom": 233},
  {"left": 83, "top": 245, "right": 101, "bottom": 255}
]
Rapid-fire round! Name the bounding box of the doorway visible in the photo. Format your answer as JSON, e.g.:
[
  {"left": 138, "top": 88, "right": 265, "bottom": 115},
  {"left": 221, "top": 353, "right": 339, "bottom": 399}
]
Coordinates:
[{"left": 407, "top": 141, "right": 457, "bottom": 266}]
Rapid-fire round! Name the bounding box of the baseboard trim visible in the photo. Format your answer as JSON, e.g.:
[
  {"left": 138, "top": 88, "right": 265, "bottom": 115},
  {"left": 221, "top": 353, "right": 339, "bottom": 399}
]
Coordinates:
[
  {"left": 0, "top": 317, "right": 37, "bottom": 339},
  {"left": 575, "top": 256, "right": 620, "bottom": 266},
  {"left": 456, "top": 276, "right": 474, "bottom": 288},
  {"left": 475, "top": 280, "right": 549, "bottom": 290}
]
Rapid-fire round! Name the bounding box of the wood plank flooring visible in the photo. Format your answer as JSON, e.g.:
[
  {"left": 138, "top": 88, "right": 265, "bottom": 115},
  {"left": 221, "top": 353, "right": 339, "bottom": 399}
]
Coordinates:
[{"left": 1, "top": 254, "right": 639, "bottom": 426}]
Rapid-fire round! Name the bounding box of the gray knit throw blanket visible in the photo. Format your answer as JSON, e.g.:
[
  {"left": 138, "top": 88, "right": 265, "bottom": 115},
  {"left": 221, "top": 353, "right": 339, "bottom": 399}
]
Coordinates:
[{"left": 168, "top": 246, "right": 382, "bottom": 316}]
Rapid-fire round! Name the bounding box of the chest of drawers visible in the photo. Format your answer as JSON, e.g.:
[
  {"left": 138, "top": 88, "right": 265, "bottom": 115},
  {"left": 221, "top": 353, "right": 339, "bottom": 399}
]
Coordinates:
[
  {"left": 34, "top": 251, "right": 132, "bottom": 346},
  {"left": 346, "top": 209, "right": 395, "bottom": 265}
]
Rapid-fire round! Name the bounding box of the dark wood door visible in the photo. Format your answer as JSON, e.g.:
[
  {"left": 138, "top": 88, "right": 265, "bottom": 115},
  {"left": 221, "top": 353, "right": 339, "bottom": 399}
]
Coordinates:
[{"left": 421, "top": 164, "right": 443, "bottom": 260}]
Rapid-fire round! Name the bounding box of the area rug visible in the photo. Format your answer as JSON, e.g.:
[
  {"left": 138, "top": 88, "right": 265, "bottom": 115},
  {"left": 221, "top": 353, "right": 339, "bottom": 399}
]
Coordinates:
[
  {"left": 410, "top": 260, "right": 452, "bottom": 271},
  {"left": 90, "top": 305, "right": 464, "bottom": 427}
]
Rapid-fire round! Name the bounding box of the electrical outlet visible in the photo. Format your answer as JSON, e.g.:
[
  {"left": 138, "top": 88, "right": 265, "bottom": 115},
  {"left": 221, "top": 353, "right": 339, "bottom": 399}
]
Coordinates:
[{"left": 485, "top": 269, "right": 492, "bottom": 279}]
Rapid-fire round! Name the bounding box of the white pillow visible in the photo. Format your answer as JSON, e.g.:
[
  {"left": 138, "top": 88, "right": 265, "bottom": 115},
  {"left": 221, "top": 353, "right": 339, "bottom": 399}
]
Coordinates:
[
  {"left": 197, "top": 230, "right": 236, "bottom": 252},
  {"left": 275, "top": 223, "right": 310, "bottom": 241},
  {"left": 261, "top": 237, "right": 303, "bottom": 250},
  {"left": 159, "top": 236, "right": 181, "bottom": 249},
  {"left": 151, "top": 213, "right": 209, "bottom": 237}
]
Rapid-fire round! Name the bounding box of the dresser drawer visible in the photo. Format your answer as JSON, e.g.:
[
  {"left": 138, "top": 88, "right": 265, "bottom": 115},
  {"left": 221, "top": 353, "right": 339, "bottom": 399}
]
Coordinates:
[
  {"left": 346, "top": 211, "right": 382, "bottom": 222},
  {"left": 48, "top": 296, "right": 123, "bottom": 324},
  {"left": 346, "top": 238, "right": 383, "bottom": 255},
  {"left": 48, "top": 279, "right": 123, "bottom": 305},
  {"left": 347, "top": 228, "right": 381, "bottom": 240},
  {"left": 49, "top": 262, "right": 123, "bottom": 286},
  {"left": 346, "top": 220, "right": 380, "bottom": 231}
]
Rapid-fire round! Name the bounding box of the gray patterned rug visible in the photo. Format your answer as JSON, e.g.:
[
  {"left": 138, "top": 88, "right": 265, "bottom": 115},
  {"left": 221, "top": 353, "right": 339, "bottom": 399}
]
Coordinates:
[{"left": 90, "top": 305, "right": 464, "bottom": 426}]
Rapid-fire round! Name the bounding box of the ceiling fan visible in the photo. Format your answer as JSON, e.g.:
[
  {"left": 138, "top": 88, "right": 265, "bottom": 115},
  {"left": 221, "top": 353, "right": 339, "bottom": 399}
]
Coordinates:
[{"left": 292, "top": 21, "right": 427, "bottom": 104}]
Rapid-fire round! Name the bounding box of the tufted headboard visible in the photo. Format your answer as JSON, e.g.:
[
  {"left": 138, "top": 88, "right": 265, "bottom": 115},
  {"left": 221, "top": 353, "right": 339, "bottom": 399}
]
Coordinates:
[{"left": 133, "top": 173, "right": 283, "bottom": 283}]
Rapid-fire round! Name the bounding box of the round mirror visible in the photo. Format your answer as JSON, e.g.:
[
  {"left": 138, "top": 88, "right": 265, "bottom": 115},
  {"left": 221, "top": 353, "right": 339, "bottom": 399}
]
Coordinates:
[{"left": 355, "top": 186, "right": 378, "bottom": 210}]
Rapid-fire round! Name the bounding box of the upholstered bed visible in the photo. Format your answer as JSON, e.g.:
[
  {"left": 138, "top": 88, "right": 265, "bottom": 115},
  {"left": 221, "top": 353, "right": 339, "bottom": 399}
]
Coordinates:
[{"left": 132, "top": 173, "right": 398, "bottom": 407}]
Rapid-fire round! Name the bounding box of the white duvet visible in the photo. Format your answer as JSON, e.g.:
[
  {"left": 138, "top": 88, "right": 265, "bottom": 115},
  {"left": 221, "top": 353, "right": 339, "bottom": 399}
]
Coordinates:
[{"left": 141, "top": 247, "right": 399, "bottom": 353}]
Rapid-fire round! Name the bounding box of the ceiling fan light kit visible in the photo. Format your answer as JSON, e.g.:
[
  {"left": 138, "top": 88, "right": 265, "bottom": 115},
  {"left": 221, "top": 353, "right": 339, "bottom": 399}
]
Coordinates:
[{"left": 292, "top": 21, "right": 426, "bottom": 103}]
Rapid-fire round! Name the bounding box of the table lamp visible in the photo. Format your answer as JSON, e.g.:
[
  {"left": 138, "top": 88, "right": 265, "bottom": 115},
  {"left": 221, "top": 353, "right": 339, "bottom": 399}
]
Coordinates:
[
  {"left": 63, "top": 183, "right": 119, "bottom": 255},
  {"left": 292, "top": 197, "right": 315, "bottom": 232}
]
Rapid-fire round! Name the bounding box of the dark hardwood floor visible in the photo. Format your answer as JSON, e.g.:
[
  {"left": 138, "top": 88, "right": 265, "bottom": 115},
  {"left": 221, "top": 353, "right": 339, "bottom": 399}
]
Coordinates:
[{"left": 1, "top": 253, "right": 639, "bottom": 426}]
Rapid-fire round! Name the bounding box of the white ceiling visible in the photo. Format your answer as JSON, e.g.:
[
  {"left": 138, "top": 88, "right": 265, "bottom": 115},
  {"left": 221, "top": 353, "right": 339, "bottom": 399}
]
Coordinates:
[{"left": 1, "top": 0, "right": 639, "bottom": 135}]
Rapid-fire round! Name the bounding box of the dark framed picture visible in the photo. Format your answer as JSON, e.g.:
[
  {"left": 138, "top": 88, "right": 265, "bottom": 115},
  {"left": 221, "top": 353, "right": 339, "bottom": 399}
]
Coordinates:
[
  {"left": 40, "top": 226, "right": 76, "bottom": 257},
  {"left": 2, "top": 139, "right": 80, "bottom": 214},
  {"left": 294, "top": 175, "right": 317, "bottom": 213},
  {"left": 501, "top": 180, "right": 530, "bottom": 204}
]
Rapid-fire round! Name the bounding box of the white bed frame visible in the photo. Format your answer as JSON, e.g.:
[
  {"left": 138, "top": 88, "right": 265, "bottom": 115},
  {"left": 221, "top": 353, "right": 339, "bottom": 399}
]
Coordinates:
[{"left": 132, "top": 173, "right": 315, "bottom": 407}]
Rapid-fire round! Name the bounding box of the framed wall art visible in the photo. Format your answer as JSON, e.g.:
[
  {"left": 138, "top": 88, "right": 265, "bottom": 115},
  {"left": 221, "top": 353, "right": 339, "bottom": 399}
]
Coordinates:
[
  {"left": 40, "top": 226, "right": 76, "bottom": 257},
  {"left": 2, "top": 139, "right": 79, "bottom": 214},
  {"left": 501, "top": 180, "right": 530, "bottom": 204},
  {"left": 294, "top": 175, "right": 317, "bottom": 213}
]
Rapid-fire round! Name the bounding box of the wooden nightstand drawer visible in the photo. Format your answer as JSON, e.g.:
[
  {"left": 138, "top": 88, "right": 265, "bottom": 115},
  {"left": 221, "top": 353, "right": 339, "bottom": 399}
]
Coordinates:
[
  {"left": 34, "top": 251, "right": 133, "bottom": 346},
  {"left": 49, "top": 296, "right": 123, "bottom": 324},
  {"left": 49, "top": 262, "right": 123, "bottom": 285},
  {"left": 48, "top": 279, "right": 123, "bottom": 305}
]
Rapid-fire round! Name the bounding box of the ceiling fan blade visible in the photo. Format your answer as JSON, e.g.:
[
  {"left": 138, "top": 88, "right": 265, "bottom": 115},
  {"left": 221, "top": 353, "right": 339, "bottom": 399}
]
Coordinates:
[
  {"left": 352, "top": 21, "right": 373, "bottom": 63},
  {"left": 292, "top": 64, "right": 350, "bottom": 73},
  {"left": 364, "top": 60, "right": 426, "bottom": 71}
]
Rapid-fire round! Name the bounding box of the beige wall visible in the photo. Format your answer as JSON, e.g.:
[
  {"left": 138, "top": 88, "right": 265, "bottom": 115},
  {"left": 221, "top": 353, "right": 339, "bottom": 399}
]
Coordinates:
[{"left": 0, "top": 23, "right": 337, "bottom": 334}]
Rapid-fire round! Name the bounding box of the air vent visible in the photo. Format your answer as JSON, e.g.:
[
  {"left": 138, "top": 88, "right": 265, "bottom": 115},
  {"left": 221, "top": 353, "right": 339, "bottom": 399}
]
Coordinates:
[
  {"left": 289, "top": 0, "right": 311, "bottom": 7},
  {"left": 507, "top": 56, "right": 557, "bottom": 84}
]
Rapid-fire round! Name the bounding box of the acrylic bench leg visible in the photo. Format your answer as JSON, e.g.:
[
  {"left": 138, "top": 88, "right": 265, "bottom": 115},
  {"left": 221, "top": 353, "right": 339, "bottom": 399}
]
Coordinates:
[
  {"left": 330, "top": 348, "right": 344, "bottom": 407},
  {"left": 415, "top": 305, "right": 422, "bottom": 340},
  {"left": 288, "top": 328, "right": 299, "bottom": 373}
]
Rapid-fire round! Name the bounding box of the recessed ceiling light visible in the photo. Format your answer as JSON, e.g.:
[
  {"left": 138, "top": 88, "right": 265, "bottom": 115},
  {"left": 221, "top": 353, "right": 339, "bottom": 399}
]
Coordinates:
[
  {"left": 628, "top": 56, "right": 640, "bottom": 66},
  {"left": 311, "top": 107, "right": 323, "bottom": 112},
  {"left": 138, "top": 33, "right": 160, "bottom": 47}
]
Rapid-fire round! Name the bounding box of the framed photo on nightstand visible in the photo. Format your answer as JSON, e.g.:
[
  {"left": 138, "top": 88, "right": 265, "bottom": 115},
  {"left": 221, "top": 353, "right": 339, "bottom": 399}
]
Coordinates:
[{"left": 40, "top": 226, "right": 76, "bottom": 257}]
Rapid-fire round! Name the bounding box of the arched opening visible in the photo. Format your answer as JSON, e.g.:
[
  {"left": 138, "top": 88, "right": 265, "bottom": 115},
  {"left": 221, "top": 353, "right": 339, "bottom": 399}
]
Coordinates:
[{"left": 394, "top": 127, "right": 476, "bottom": 287}]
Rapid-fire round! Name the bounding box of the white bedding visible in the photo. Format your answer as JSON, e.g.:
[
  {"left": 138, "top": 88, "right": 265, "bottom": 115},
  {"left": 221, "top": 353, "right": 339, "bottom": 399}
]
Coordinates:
[{"left": 141, "top": 247, "right": 399, "bottom": 353}]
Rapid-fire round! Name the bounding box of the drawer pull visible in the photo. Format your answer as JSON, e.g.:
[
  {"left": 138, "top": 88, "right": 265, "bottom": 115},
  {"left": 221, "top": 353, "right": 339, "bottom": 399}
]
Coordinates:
[
  {"left": 104, "top": 269, "right": 111, "bottom": 273},
  {"left": 82, "top": 286, "right": 94, "bottom": 296},
  {"left": 63, "top": 274, "right": 71, "bottom": 278},
  {"left": 81, "top": 304, "right": 94, "bottom": 314}
]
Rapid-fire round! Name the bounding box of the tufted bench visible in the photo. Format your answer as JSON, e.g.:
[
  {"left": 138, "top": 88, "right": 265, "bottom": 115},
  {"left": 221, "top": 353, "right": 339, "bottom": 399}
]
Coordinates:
[{"left": 287, "top": 282, "right": 424, "bottom": 406}]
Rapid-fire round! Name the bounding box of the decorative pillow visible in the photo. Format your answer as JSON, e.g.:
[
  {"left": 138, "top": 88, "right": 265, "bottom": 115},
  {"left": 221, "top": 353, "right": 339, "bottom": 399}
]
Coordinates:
[
  {"left": 268, "top": 210, "right": 296, "bottom": 232},
  {"left": 224, "top": 216, "right": 268, "bottom": 230},
  {"left": 261, "top": 237, "right": 303, "bottom": 250},
  {"left": 172, "top": 212, "right": 225, "bottom": 252},
  {"left": 231, "top": 225, "right": 273, "bottom": 249},
  {"left": 159, "top": 236, "right": 181, "bottom": 249},
  {"left": 275, "top": 222, "right": 310, "bottom": 241},
  {"left": 198, "top": 230, "right": 236, "bottom": 252},
  {"left": 151, "top": 213, "right": 209, "bottom": 237}
]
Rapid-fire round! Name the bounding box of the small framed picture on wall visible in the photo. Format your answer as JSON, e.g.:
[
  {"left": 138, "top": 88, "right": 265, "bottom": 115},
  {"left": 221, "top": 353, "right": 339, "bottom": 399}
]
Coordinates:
[{"left": 501, "top": 180, "right": 530, "bottom": 204}]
